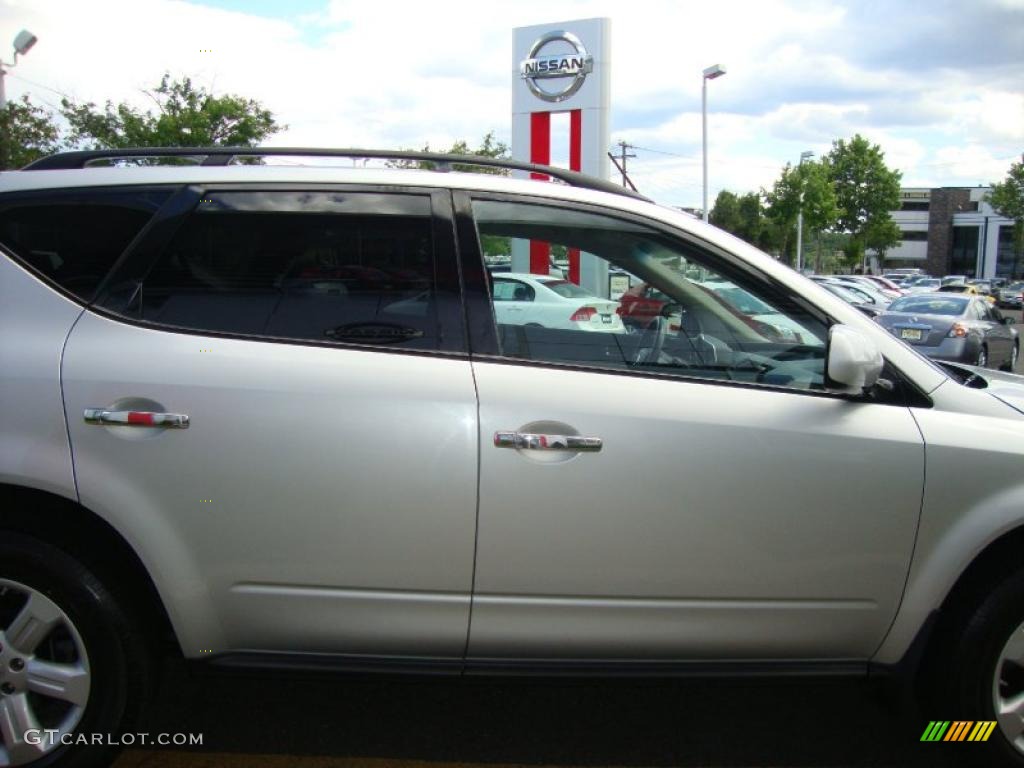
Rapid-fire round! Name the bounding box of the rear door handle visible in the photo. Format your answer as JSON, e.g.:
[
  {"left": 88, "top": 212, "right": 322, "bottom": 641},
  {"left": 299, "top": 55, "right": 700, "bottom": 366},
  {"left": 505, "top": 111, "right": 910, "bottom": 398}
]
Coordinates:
[
  {"left": 84, "top": 409, "right": 190, "bottom": 429},
  {"left": 493, "top": 431, "right": 601, "bottom": 452}
]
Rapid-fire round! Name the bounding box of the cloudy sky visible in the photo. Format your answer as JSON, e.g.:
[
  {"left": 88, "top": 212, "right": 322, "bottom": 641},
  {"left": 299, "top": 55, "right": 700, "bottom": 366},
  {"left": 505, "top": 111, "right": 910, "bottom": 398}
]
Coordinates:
[{"left": 1, "top": 0, "right": 1021, "bottom": 208}]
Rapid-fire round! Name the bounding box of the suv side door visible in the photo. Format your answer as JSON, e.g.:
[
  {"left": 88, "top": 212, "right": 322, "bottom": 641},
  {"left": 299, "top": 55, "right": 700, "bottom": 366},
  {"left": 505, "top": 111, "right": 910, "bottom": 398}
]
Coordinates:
[
  {"left": 459, "top": 193, "right": 925, "bottom": 664},
  {"left": 61, "top": 186, "right": 478, "bottom": 660}
]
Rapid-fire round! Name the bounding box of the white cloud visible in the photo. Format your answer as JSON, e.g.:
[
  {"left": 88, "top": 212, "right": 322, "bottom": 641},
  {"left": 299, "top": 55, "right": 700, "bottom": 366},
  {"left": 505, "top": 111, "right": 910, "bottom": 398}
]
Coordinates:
[{"left": 1, "top": 0, "right": 1020, "bottom": 206}]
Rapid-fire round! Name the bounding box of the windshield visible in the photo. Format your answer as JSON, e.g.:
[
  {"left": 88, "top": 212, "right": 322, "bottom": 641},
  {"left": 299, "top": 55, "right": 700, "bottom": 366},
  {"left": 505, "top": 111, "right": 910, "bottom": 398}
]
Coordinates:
[{"left": 888, "top": 296, "right": 969, "bottom": 316}]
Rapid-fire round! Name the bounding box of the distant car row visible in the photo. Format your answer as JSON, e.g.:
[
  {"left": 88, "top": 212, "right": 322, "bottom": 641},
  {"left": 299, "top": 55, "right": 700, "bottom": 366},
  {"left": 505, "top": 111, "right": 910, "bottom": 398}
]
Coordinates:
[
  {"left": 881, "top": 271, "right": 1024, "bottom": 309},
  {"left": 486, "top": 263, "right": 1019, "bottom": 372}
]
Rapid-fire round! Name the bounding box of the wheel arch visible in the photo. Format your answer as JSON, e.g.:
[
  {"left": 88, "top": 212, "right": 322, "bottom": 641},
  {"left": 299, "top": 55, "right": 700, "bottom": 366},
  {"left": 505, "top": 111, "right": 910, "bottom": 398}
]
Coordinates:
[
  {"left": 876, "top": 516, "right": 1024, "bottom": 676},
  {"left": 0, "top": 482, "right": 183, "bottom": 657}
]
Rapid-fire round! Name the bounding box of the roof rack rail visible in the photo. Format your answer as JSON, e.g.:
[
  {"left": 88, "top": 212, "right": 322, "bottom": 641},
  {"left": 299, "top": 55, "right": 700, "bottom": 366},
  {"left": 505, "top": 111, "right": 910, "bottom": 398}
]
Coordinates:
[{"left": 22, "top": 147, "right": 648, "bottom": 200}]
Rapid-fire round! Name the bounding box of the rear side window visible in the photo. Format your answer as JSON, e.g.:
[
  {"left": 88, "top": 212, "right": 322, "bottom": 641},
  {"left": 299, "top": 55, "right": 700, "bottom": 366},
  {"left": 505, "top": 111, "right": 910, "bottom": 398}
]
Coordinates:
[
  {"left": 493, "top": 279, "right": 535, "bottom": 302},
  {"left": 0, "top": 188, "right": 171, "bottom": 302},
  {"left": 112, "top": 191, "right": 462, "bottom": 352}
]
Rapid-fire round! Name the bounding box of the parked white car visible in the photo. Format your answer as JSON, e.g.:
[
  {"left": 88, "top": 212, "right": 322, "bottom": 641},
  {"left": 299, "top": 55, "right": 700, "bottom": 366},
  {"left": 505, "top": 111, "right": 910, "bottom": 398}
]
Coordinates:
[{"left": 492, "top": 272, "right": 625, "bottom": 333}]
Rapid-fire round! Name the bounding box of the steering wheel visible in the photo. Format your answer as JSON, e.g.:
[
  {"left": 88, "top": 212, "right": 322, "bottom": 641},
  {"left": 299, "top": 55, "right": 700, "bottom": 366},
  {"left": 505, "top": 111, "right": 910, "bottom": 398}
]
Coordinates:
[{"left": 633, "top": 315, "right": 669, "bottom": 366}]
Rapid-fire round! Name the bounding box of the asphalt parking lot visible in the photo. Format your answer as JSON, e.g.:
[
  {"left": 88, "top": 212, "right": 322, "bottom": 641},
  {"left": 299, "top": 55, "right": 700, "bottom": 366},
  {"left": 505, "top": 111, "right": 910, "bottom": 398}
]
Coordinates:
[
  {"left": 115, "top": 659, "right": 957, "bottom": 768},
  {"left": 111, "top": 308, "right": 1021, "bottom": 768}
]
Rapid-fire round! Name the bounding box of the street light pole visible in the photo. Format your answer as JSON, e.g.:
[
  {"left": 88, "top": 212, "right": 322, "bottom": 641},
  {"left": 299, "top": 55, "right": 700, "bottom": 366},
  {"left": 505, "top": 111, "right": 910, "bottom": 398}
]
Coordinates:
[
  {"left": 701, "top": 64, "right": 726, "bottom": 223},
  {"left": 0, "top": 29, "right": 37, "bottom": 109},
  {"left": 0, "top": 29, "right": 38, "bottom": 169},
  {"left": 795, "top": 150, "right": 813, "bottom": 273}
]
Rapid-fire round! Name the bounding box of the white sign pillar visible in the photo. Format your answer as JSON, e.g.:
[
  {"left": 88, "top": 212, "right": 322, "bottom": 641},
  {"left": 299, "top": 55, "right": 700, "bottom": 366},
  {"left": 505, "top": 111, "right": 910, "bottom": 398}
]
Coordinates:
[{"left": 512, "top": 18, "right": 611, "bottom": 295}]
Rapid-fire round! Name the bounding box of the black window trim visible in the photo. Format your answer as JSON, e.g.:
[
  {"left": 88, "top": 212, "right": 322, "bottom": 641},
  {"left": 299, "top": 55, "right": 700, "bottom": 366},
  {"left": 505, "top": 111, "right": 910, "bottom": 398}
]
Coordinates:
[
  {"left": 87, "top": 183, "right": 471, "bottom": 360},
  {"left": 453, "top": 189, "right": 932, "bottom": 408}
]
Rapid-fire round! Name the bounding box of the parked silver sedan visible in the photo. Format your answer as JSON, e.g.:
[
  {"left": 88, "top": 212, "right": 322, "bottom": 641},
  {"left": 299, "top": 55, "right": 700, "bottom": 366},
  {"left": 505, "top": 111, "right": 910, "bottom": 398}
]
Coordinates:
[{"left": 877, "top": 294, "right": 1019, "bottom": 369}]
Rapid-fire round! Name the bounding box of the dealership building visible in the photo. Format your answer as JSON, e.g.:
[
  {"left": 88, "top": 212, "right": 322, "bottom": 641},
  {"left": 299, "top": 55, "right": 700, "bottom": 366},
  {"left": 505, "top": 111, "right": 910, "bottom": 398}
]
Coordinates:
[{"left": 881, "top": 187, "right": 1018, "bottom": 279}]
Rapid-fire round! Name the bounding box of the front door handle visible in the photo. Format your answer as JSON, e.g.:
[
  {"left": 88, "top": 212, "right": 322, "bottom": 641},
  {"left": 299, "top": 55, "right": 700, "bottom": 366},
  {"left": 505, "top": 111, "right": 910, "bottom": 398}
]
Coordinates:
[
  {"left": 494, "top": 431, "right": 602, "bottom": 452},
  {"left": 84, "top": 409, "right": 190, "bottom": 429}
]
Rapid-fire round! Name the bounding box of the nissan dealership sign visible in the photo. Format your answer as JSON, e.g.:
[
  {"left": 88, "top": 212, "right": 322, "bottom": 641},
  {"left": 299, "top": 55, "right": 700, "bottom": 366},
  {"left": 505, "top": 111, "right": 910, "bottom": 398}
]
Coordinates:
[{"left": 512, "top": 18, "right": 611, "bottom": 296}]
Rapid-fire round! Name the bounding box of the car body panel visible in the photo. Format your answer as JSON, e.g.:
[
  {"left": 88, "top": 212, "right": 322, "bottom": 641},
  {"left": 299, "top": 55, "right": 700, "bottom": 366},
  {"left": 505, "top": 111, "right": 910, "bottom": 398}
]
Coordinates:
[
  {"left": 0, "top": 252, "right": 81, "bottom": 500},
  {"left": 468, "top": 360, "right": 925, "bottom": 661},
  {"left": 875, "top": 376, "right": 1024, "bottom": 664},
  {"left": 60, "top": 309, "right": 479, "bottom": 658}
]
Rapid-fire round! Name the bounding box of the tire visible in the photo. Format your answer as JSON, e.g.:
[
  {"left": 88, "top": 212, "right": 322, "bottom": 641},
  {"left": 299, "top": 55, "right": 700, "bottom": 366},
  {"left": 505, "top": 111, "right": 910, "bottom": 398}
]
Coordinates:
[
  {"left": 1001, "top": 344, "right": 1019, "bottom": 373},
  {"left": 0, "top": 533, "right": 154, "bottom": 768},
  {"left": 978, "top": 345, "right": 989, "bottom": 368},
  {"left": 937, "top": 568, "right": 1024, "bottom": 766}
]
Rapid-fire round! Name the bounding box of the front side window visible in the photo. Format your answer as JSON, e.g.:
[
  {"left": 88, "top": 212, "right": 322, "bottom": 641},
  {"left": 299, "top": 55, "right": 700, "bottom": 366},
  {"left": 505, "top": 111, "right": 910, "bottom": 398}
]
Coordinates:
[
  {"left": 472, "top": 199, "right": 829, "bottom": 391},
  {"left": 102, "top": 191, "right": 462, "bottom": 352}
]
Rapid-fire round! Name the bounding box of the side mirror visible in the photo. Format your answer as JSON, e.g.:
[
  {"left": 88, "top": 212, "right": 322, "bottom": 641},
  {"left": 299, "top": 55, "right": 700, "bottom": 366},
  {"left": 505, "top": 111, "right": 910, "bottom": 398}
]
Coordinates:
[
  {"left": 1003, "top": 316, "right": 1016, "bottom": 325},
  {"left": 827, "top": 324, "right": 884, "bottom": 393}
]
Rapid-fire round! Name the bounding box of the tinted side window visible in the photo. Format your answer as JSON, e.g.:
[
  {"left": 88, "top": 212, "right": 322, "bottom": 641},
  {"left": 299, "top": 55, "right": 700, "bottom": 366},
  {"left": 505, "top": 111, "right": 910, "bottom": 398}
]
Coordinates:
[
  {"left": 0, "top": 188, "right": 171, "bottom": 301},
  {"left": 472, "top": 198, "right": 829, "bottom": 392},
  {"left": 128, "top": 191, "right": 459, "bottom": 351}
]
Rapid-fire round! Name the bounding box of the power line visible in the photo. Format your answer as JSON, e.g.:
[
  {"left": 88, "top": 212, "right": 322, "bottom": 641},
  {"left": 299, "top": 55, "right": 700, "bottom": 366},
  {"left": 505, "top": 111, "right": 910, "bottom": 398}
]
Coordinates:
[
  {"left": 627, "top": 144, "right": 699, "bottom": 162},
  {"left": 6, "top": 72, "right": 72, "bottom": 101}
]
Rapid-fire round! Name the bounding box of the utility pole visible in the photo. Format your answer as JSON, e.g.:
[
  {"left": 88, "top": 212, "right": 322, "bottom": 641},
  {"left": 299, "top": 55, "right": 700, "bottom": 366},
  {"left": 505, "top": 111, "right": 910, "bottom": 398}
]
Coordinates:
[{"left": 615, "top": 140, "right": 636, "bottom": 188}]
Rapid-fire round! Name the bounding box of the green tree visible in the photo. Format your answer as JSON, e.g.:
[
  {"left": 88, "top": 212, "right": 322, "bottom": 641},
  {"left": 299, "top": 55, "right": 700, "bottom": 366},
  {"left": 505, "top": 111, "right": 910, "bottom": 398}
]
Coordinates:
[
  {"left": 389, "top": 131, "right": 510, "bottom": 174},
  {"left": 0, "top": 95, "right": 62, "bottom": 170},
  {"left": 988, "top": 156, "right": 1024, "bottom": 275},
  {"left": 709, "top": 190, "right": 742, "bottom": 233},
  {"left": 710, "top": 190, "right": 770, "bottom": 250},
  {"left": 763, "top": 160, "right": 839, "bottom": 265},
  {"left": 825, "top": 134, "right": 902, "bottom": 267},
  {"left": 865, "top": 218, "right": 902, "bottom": 261},
  {"left": 60, "top": 73, "right": 282, "bottom": 149}
]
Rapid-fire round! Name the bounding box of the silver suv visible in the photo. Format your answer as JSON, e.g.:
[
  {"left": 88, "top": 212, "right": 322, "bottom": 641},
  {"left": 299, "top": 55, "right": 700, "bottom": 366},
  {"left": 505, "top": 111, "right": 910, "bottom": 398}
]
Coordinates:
[{"left": 2, "top": 148, "right": 1024, "bottom": 767}]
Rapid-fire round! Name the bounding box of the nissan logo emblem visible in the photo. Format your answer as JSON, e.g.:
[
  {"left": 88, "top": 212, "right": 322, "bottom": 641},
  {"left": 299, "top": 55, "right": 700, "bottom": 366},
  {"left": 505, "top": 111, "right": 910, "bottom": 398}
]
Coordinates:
[{"left": 519, "top": 30, "right": 594, "bottom": 103}]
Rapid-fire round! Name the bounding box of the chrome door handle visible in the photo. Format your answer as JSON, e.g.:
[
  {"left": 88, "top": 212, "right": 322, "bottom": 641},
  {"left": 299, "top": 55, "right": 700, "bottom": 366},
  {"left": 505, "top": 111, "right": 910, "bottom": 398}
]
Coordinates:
[
  {"left": 494, "top": 431, "right": 602, "bottom": 452},
  {"left": 84, "top": 408, "right": 190, "bottom": 429}
]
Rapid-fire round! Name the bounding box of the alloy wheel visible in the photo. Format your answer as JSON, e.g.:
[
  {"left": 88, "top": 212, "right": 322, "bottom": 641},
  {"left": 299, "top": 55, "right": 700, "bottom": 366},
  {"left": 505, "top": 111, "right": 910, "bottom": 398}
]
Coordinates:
[
  {"left": 994, "top": 621, "right": 1024, "bottom": 756},
  {"left": 0, "top": 579, "right": 90, "bottom": 767}
]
